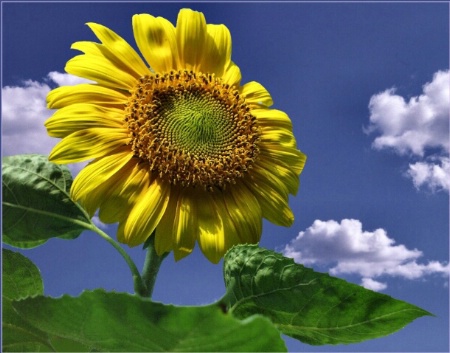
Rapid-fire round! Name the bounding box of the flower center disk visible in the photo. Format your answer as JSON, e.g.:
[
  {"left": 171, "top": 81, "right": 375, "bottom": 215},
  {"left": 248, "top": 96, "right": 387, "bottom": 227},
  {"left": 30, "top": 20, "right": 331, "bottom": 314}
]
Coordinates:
[{"left": 125, "top": 70, "right": 260, "bottom": 190}]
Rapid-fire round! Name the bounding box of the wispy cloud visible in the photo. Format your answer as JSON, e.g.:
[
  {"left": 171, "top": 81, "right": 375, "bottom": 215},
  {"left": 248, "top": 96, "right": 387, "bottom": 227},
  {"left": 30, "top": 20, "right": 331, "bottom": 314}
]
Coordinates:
[
  {"left": 283, "top": 219, "right": 449, "bottom": 291},
  {"left": 360, "top": 278, "right": 387, "bottom": 292},
  {"left": 366, "top": 70, "right": 449, "bottom": 192},
  {"left": 47, "top": 71, "right": 91, "bottom": 87},
  {"left": 2, "top": 72, "right": 90, "bottom": 174},
  {"left": 92, "top": 215, "right": 108, "bottom": 230}
]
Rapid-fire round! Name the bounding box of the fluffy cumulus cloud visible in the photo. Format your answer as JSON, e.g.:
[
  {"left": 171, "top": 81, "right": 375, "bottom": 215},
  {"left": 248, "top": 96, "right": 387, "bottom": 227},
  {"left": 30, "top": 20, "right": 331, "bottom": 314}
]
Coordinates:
[
  {"left": 366, "top": 70, "right": 450, "bottom": 192},
  {"left": 2, "top": 72, "right": 90, "bottom": 173},
  {"left": 283, "top": 219, "right": 449, "bottom": 291},
  {"left": 407, "top": 156, "right": 450, "bottom": 192},
  {"left": 2, "top": 79, "right": 54, "bottom": 156}
]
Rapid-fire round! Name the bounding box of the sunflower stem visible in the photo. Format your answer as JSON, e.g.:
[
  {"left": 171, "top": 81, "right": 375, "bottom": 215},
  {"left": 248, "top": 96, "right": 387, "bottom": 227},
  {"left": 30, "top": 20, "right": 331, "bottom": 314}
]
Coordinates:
[
  {"left": 88, "top": 224, "right": 147, "bottom": 296},
  {"left": 141, "top": 234, "right": 168, "bottom": 298}
]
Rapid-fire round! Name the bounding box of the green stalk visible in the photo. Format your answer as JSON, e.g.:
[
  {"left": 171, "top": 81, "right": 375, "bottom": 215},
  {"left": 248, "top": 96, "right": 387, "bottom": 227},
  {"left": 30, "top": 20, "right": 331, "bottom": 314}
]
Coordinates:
[{"left": 141, "top": 234, "right": 168, "bottom": 298}]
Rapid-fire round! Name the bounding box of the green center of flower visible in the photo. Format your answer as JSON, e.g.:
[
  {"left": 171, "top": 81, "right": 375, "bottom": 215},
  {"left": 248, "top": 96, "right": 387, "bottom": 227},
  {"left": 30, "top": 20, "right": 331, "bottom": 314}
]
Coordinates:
[{"left": 125, "top": 70, "right": 260, "bottom": 191}]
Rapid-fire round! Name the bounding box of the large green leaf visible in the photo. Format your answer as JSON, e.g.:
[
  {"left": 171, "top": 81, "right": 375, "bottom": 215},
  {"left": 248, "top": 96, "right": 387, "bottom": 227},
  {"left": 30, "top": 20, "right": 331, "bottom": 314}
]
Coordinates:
[
  {"left": 223, "top": 245, "right": 432, "bottom": 346},
  {"left": 12, "top": 289, "right": 286, "bottom": 352},
  {"left": 2, "top": 154, "right": 92, "bottom": 248}
]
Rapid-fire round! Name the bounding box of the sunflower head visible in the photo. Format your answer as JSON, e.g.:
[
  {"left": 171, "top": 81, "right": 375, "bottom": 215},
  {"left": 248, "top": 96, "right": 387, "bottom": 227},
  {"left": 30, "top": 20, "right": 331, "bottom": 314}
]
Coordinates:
[
  {"left": 125, "top": 70, "right": 260, "bottom": 191},
  {"left": 45, "top": 9, "right": 306, "bottom": 263}
]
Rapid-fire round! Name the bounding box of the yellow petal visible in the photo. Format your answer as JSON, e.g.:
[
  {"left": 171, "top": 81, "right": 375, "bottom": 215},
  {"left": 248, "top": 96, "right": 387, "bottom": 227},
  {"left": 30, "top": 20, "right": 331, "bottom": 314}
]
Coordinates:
[
  {"left": 71, "top": 41, "right": 147, "bottom": 81},
  {"left": 98, "top": 161, "right": 150, "bottom": 223},
  {"left": 196, "top": 192, "right": 225, "bottom": 264},
  {"left": 86, "top": 22, "right": 149, "bottom": 77},
  {"left": 65, "top": 55, "right": 137, "bottom": 90},
  {"left": 71, "top": 41, "right": 104, "bottom": 56},
  {"left": 255, "top": 159, "right": 300, "bottom": 196},
  {"left": 176, "top": 9, "right": 207, "bottom": 71},
  {"left": 252, "top": 108, "right": 293, "bottom": 130},
  {"left": 241, "top": 81, "right": 273, "bottom": 107},
  {"left": 250, "top": 164, "right": 290, "bottom": 199},
  {"left": 81, "top": 161, "right": 137, "bottom": 218},
  {"left": 132, "top": 14, "right": 179, "bottom": 72},
  {"left": 47, "top": 84, "right": 128, "bottom": 109},
  {"left": 48, "top": 127, "right": 130, "bottom": 164},
  {"left": 199, "top": 24, "right": 231, "bottom": 76},
  {"left": 71, "top": 147, "right": 133, "bottom": 215},
  {"left": 244, "top": 176, "right": 294, "bottom": 227},
  {"left": 172, "top": 188, "right": 198, "bottom": 261},
  {"left": 155, "top": 186, "right": 199, "bottom": 260},
  {"left": 221, "top": 62, "right": 241, "bottom": 87},
  {"left": 226, "top": 182, "right": 263, "bottom": 243},
  {"left": 45, "top": 104, "right": 124, "bottom": 138},
  {"left": 154, "top": 187, "right": 180, "bottom": 256},
  {"left": 259, "top": 145, "right": 306, "bottom": 175},
  {"left": 260, "top": 126, "right": 297, "bottom": 148},
  {"left": 120, "top": 178, "right": 170, "bottom": 246},
  {"left": 213, "top": 195, "right": 241, "bottom": 252}
]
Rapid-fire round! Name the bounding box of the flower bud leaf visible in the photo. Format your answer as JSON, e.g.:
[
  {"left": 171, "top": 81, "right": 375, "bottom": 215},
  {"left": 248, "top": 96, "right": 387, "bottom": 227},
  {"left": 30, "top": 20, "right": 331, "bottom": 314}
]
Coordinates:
[{"left": 223, "top": 244, "right": 432, "bottom": 345}]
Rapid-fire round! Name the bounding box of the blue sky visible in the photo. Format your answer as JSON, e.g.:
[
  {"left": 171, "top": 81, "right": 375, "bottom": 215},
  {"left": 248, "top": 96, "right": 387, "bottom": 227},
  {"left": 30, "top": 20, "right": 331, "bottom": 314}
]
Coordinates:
[{"left": 2, "top": 2, "right": 449, "bottom": 352}]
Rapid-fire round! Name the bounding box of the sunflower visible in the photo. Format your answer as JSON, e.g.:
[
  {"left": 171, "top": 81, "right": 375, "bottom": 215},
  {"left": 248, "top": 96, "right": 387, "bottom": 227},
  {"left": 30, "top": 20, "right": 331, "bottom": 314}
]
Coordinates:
[{"left": 45, "top": 9, "right": 306, "bottom": 263}]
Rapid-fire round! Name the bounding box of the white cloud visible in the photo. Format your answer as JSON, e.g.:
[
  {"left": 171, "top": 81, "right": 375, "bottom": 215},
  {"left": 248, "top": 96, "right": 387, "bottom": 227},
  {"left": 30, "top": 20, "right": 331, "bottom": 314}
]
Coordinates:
[
  {"left": 407, "top": 156, "right": 450, "bottom": 192},
  {"left": 47, "top": 71, "right": 91, "bottom": 87},
  {"left": 2, "top": 72, "right": 91, "bottom": 174},
  {"left": 361, "top": 278, "right": 387, "bottom": 291},
  {"left": 366, "top": 70, "right": 450, "bottom": 192},
  {"left": 283, "top": 219, "right": 449, "bottom": 291},
  {"left": 367, "top": 70, "right": 449, "bottom": 156},
  {"left": 2, "top": 79, "right": 54, "bottom": 156},
  {"left": 92, "top": 215, "right": 108, "bottom": 230}
]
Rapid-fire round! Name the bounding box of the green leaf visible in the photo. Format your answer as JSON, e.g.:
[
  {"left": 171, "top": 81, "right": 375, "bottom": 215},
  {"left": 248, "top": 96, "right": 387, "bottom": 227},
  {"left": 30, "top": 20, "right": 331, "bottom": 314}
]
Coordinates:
[
  {"left": 2, "top": 248, "right": 44, "bottom": 300},
  {"left": 12, "top": 290, "right": 287, "bottom": 352},
  {"left": 2, "top": 249, "right": 91, "bottom": 352},
  {"left": 2, "top": 154, "right": 92, "bottom": 248},
  {"left": 2, "top": 249, "right": 51, "bottom": 352},
  {"left": 223, "top": 244, "right": 432, "bottom": 346}
]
